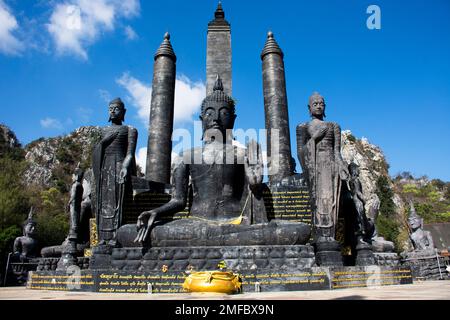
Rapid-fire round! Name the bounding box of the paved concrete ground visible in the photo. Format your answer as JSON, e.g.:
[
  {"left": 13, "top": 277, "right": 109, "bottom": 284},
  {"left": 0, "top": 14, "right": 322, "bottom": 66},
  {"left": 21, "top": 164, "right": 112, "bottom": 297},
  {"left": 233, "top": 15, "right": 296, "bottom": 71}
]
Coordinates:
[{"left": 0, "top": 280, "right": 449, "bottom": 300}]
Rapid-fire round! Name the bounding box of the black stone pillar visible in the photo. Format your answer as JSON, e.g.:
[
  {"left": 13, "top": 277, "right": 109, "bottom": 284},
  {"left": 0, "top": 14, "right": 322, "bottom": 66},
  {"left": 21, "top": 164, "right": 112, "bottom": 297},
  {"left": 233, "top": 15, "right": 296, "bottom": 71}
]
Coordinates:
[
  {"left": 261, "top": 31, "right": 293, "bottom": 183},
  {"left": 146, "top": 32, "right": 176, "bottom": 184},
  {"left": 206, "top": 2, "right": 232, "bottom": 96}
]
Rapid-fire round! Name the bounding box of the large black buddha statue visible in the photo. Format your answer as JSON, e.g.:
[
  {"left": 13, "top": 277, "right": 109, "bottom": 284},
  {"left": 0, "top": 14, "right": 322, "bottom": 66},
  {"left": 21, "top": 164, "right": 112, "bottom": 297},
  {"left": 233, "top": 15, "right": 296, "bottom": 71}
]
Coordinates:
[
  {"left": 132, "top": 76, "right": 310, "bottom": 247},
  {"left": 92, "top": 98, "right": 137, "bottom": 247}
]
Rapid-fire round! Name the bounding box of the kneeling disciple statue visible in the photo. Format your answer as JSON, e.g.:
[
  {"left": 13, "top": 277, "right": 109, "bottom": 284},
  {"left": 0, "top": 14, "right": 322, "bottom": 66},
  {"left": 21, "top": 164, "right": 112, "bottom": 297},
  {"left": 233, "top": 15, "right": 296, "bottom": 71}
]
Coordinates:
[
  {"left": 403, "top": 201, "right": 435, "bottom": 258},
  {"left": 92, "top": 97, "right": 137, "bottom": 248},
  {"left": 134, "top": 76, "right": 310, "bottom": 246},
  {"left": 296, "top": 92, "right": 349, "bottom": 265}
]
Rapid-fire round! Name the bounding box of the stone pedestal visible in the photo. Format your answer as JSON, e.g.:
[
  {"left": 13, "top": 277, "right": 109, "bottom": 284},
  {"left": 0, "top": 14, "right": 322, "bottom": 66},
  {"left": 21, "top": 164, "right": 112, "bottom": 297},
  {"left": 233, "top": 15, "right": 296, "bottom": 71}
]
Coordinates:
[
  {"left": 89, "top": 245, "right": 113, "bottom": 270},
  {"left": 355, "top": 242, "right": 375, "bottom": 266},
  {"left": 56, "top": 242, "right": 78, "bottom": 271},
  {"left": 401, "top": 253, "right": 449, "bottom": 280},
  {"left": 27, "top": 265, "right": 413, "bottom": 293},
  {"left": 110, "top": 245, "right": 316, "bottom": 272},
  {"left": 374, "top": 252, "right": 400, "bottom": 266},
  {"left": 315, "top": 240, "right": 343, "bottom": 267}
]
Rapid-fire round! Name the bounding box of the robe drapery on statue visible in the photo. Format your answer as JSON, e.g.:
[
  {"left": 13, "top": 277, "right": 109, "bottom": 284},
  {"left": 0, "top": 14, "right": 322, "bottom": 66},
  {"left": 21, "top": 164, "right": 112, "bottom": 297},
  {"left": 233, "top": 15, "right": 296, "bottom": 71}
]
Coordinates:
[
  {"left": 297, "top": 121, "right": 344, "bottom": 238},
  {"left": 92, "top": 125, "right": 137, "bottom": 242}
]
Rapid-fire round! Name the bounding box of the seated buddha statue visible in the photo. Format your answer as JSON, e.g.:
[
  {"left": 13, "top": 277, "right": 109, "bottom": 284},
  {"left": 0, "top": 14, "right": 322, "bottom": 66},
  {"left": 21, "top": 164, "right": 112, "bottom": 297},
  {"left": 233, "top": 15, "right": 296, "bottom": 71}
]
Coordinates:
[{"left": 131, "top": 76, "right": 311, "bottom": 247}]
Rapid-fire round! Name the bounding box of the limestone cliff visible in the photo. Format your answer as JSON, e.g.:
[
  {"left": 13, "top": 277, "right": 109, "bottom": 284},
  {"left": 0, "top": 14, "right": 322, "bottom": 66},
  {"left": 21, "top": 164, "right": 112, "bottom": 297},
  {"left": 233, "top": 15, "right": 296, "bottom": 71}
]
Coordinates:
[
  {"left": 341, "top": 130, "right": 410, "bottom": 250},
  {"left": 24, "top": 126, "right": 102, "bottom": 189},
  {"left": 0, "top": 124, "right": 22, "bottom": 157}
]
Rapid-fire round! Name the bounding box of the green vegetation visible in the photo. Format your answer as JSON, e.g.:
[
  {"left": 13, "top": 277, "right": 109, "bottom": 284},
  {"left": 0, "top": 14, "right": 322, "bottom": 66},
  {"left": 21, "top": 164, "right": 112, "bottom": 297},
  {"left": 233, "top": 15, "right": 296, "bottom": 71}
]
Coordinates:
[
  {"left": 394, "top": 172, "right": 450, "bottom": 224},
  {"left": 375, "top": 176, "right": 402, "bottom": 251},
  {"left": 0, "top": 151, "right": 30, "bottom": 279}
]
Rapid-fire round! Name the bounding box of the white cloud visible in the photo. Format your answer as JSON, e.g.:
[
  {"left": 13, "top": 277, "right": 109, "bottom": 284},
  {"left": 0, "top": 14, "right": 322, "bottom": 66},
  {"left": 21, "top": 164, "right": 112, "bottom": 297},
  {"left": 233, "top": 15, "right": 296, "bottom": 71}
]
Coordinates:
[
  {"left": 116, "top": 72, "right": 152, "bottom": 122},
  {"left": 40, "top": 117, "right": 63, "bottom": 130},
  {"left": 174, "top": 75, "right": 206, "bottom": 123},
  {"left": 116, "top": 72, "right": 205, "bottom": 126},
  {"left": 124, "top": 25, "right": 137, "bottom": 40},
  {"left": 135, "top": 146, "right": 147, "bottom": 171},
  {"left": 47, "top": 0, "right": 140, "bottom": 59},
  {"left": 0, "top": 0, "right": 24, "bottom": 55},
  {"left": 98, "top": 89, "right": 112, "bottom": 102}
]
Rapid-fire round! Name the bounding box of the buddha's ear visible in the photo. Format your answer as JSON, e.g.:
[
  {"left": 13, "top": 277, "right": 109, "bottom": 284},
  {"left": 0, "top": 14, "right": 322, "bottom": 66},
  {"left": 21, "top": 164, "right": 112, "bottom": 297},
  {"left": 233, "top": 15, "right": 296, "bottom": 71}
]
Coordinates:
[
  {"left": 199, "top": 114, "right": 203, "bottom": 121},
  {"left": 122, "top": 108, "right": 127, "bottom": 121}
]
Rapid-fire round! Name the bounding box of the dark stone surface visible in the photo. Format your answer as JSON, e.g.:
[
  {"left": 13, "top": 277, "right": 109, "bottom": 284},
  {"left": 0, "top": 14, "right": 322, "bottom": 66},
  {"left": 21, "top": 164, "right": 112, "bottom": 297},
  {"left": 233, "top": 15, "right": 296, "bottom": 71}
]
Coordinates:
[
  {"left": 146, "top": 33, "right": 176, "bottom": 184},
  {"left": 92, "top": 97, "right": 137, "bottom": 246},
  {"left": 315, "top": 239, "right": 343, "bottom": 266},
  {"left": 373, "top": 252, "right": 400, "bottom": 266},
  {"left": 4, "top": 259, "right": 39, "bottom": 286},
  {"left": 13, "top": 208, "right": 38, "bottom": 261},
  {"left": 206, "top": 3, "right": 231, "bottom": 96},
  {"left": 401, "top": 256, "right": 449, "bottom": 280},
  {"left": 36, "top": 257, "right": 90, "bottom": 271},
  {"left": 329, "top": 266, "right": 413, "bottom": 289},
  {"left": 135, "top": 77, "right": 311, "bottom": 247},
  {"left": 261, "top": 32, "right": 294, "bottom": 183},
  {"left": 108, "top": 245, "right": 316, "bottom": 272},
  {"left": 407, "top": 201, "right": 436, "bottom": 252},
  {"left": 27, "top": 266, "right": 413, "bottom": 293},
  {"left": 355, "top": 242, "right": 375, "bottom": 266},
  {"left": 263, "top": 174, "right": 312, "bottom": 223},
  {"left": 296, "top": 92, "right": 349, "bottom": 265}
]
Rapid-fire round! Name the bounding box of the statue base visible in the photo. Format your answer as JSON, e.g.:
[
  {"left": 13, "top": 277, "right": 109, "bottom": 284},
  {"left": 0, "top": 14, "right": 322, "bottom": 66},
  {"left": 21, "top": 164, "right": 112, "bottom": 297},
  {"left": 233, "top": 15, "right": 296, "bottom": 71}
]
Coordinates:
[
  {"left": 89, "top": 245, "right": 114, "bottom": 269},
  {"left": 110, "top": 245, "right": 317, "bottom": 271},
  {"left": 36, "top": 257, "right": 90, "bottom": 271},
  {"left": 314, "top": 239, "right": 343, "bottom": 267},
  {"left": 373, "top": 252, "right": 400, "bottom": 266},
  {"left": 26, "top": 265, "right": 413, "bottom": 293},
  {"left": 401, "top": 251, "right": 449, "bottom": 280},
  {"left": 355, "top": 242, "right": 375, "bottom": 266}
]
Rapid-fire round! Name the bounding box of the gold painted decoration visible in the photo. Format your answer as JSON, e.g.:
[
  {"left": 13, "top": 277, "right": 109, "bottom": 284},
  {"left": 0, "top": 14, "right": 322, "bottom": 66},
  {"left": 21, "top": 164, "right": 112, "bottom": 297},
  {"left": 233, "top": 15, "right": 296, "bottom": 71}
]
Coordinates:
[
  {"left": 89, "top": 218, "right": 98, "bottom": 247},
  {"left": 182, "top": 271, "right": 242, "bottom": 294}
]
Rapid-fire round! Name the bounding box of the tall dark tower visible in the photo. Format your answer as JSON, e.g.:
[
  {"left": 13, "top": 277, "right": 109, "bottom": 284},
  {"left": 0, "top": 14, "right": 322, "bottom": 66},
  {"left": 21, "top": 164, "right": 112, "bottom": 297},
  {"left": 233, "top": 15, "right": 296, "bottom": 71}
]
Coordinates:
[
  {"left": 206, "top": 2, "right": 232, "bottom": 96},
  {"left": 261, "top": 31, "right": 293, "bottom": 183},
  {"left": 146, "top": 32, "right": 176, "bottom": 184}
]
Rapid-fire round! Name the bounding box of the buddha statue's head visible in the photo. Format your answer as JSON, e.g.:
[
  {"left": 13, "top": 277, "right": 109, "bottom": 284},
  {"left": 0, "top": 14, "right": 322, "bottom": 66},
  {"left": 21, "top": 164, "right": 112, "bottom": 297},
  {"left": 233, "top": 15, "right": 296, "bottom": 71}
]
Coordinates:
[
  {"left": 108, "top": 97, "right": 126, "bottom": 124},
  {"left": 200, "top": 75, "right": 236, "bottom": 142},
  {"left": 408, "top": 201, "right": 422, "bottom": 231},
  {"left": 348, "top": 162, "right": 360, "bottom": 179},
  {"left": 308, "top": 92, "right": 326, "bottom": 119},
  {"left": 23, "top": 208, "right": 36, "bottom": 238}
]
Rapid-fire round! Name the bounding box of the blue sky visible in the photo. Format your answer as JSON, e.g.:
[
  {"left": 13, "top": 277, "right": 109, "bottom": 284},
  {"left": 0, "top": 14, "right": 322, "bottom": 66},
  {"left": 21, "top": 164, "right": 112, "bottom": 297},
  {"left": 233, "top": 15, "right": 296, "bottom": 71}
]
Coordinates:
[{"left": 0, "top": 0, "right": 449, "bottom": 181}]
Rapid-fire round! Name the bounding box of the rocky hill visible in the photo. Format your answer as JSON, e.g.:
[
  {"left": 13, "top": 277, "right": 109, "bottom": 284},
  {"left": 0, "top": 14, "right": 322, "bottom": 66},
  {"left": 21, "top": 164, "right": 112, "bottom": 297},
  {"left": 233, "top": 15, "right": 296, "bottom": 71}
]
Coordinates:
[
  {"left": 0, "top": 124, "right": 22, "bottom": 158},
  {"left": 24, "top": 126, "right": 102, "bottom": 190},
  {"left": 341, "top": 130, "right": 410, "bottom": 251}
]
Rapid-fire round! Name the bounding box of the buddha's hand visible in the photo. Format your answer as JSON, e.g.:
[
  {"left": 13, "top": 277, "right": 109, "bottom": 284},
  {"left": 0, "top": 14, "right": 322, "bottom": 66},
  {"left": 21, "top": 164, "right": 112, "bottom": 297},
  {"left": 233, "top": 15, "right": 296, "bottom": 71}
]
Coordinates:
[
  {"left": 311, "top": 125, "right": 328, "bottom": 141},
  {"left": 119, "top": 167, "right": 128, "bottom": 184},
  {"left": 339, "top": 164, "right": 350, "bottom": 181},
  {"left": 134, "top": 210, "right": 157, "bottom": 243},
  {"left": 245, "top": 139, "right": 263, "bottom": 186}
]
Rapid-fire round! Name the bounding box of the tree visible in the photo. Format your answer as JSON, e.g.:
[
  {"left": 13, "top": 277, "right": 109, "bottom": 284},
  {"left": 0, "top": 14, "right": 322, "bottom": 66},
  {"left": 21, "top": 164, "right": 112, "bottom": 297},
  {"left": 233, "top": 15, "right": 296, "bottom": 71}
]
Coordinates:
[{"left": 375, "top": 175, "right": 402, "bottom": 251}]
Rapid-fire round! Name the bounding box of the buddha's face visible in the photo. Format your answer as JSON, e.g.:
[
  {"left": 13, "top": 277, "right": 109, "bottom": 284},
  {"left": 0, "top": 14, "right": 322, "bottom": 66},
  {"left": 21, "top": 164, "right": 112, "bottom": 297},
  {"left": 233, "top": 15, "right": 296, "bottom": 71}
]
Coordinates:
[
  {"left": 409, "top": 217, "right": 422, "bottom": 231},
  {"left": 350, "top": 166, "right": 359, "bottom": 179},
  {"left": 200, "top": 101, "right": 235, "bottom": 141},
  {"left": 108, "top": 103, "right": 125, "bottom": 123},
  {"left": 24, "top": 223, "right": 36, "bottom": 237},
  {"left": 309, "top": 97, "right": 325, "bottom": 118}
]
